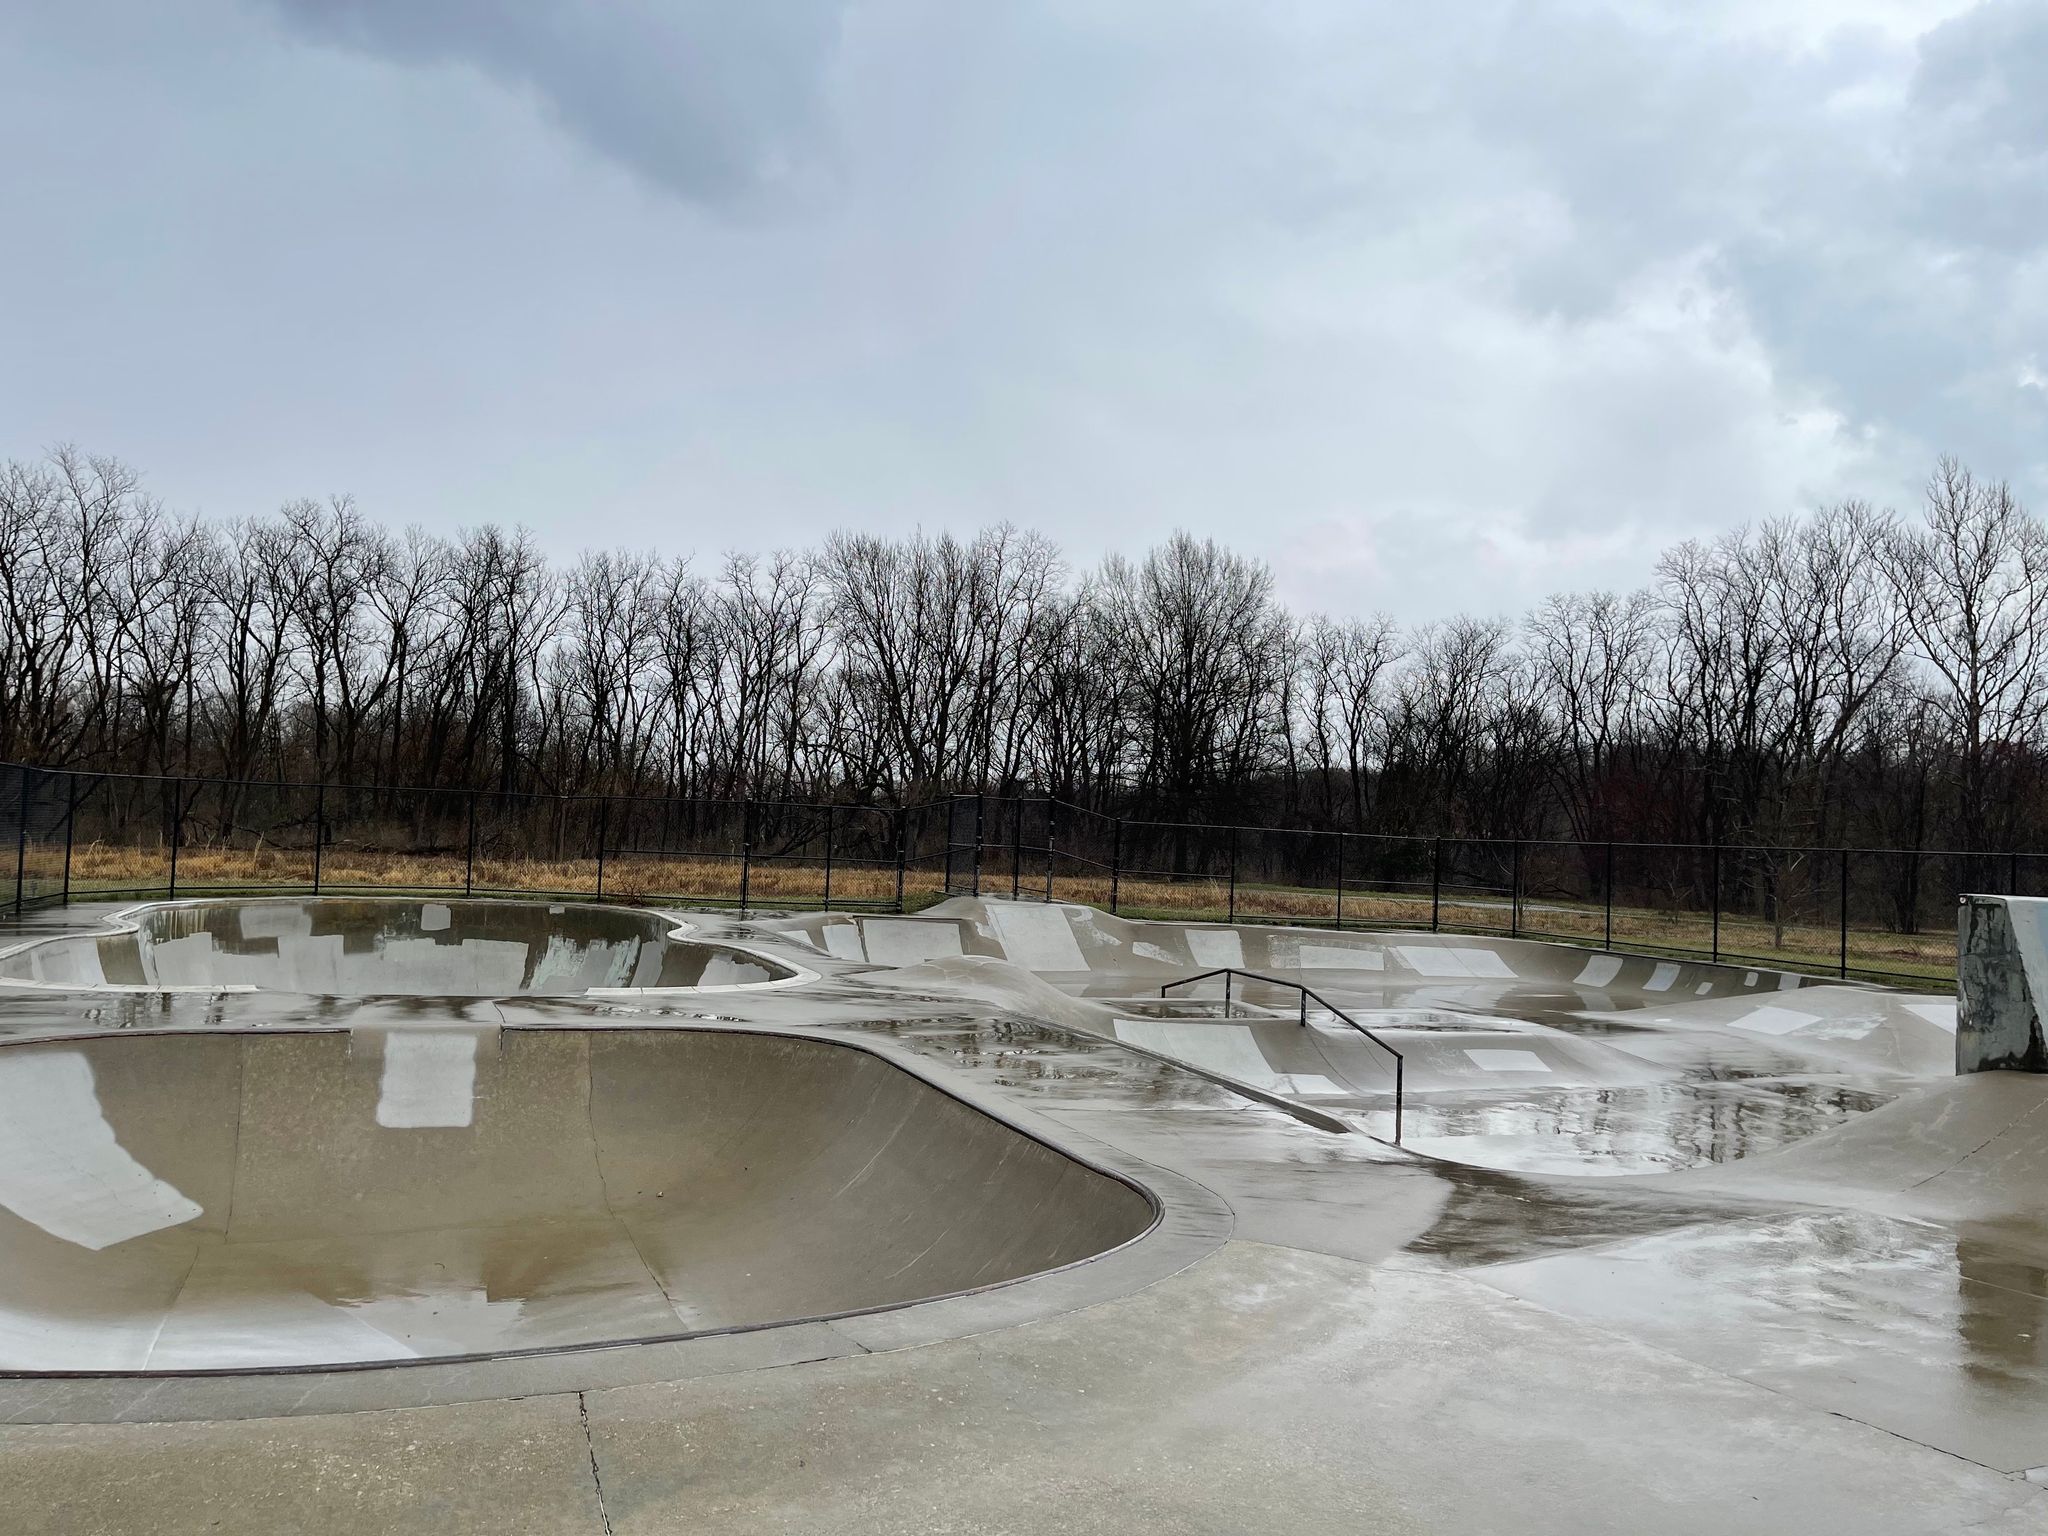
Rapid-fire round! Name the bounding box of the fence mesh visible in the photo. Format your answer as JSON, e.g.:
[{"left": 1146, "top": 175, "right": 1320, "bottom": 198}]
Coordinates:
[{"left": 7, "top": 765, "right": 2038, "bottom": 988}]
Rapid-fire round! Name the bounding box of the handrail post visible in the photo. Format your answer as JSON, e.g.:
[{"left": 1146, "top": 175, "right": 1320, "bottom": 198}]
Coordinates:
[
  {"left": 1394, "top": 1057, "right": 1403, "bottom": 1145},
  {"left": 1430, "top": 836, "right": 1442, "bottom": 933},
  {"left": 1110, "top": 818, "right": 1123, "bottom": 915},
  {"left": 313, "top": 782, "right": 326, "bottom": 894}
]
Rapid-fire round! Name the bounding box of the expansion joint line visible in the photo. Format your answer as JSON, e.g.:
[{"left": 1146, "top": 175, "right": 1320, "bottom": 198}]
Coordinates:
[{"left": 578, "top": 1392, "right": 615, "bottom": 1536}]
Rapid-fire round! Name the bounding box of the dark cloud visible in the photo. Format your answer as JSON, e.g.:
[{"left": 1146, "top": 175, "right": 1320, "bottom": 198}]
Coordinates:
[{"left": 258, "top": 0, "right": 851, "bottom": 200}]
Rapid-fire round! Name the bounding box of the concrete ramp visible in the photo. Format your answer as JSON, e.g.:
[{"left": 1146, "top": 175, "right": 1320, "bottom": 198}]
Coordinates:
[
  {"left": 1655, "top": 1072, "right": 2048, "bottom": 1242},
  {"left": 1580, "top": 985, "right": 1957, "bottom": 1079},
  {"left": 778, "top": 900, "right": 1826, "bottom": 1003}
]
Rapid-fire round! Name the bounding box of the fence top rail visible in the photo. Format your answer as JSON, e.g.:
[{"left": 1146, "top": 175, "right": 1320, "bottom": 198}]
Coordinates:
[
  {"left": 0, "top": 765, "right": 906, "bottom": 821},
  {"left": 968, "top": 840, "right": 1117, "bottom": 875},
  {"left": 6, "top": 763, "right": 2041, "bottom": 865}
]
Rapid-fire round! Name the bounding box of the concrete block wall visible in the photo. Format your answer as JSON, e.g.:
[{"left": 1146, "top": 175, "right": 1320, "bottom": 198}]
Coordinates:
[{"left": 1957, "top": 894, "right": 2048, "bottom": 1073}]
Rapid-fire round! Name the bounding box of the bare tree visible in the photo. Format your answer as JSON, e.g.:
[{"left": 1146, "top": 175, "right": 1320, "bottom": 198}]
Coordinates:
[{"left": 1882, "top": 459, "right": 2048, "bottom": 850}]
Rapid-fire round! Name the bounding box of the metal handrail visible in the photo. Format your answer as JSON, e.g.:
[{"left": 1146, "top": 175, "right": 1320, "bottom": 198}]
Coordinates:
[{"left": 1159, "top": 967, "right": 1405, "bottom": 1143}]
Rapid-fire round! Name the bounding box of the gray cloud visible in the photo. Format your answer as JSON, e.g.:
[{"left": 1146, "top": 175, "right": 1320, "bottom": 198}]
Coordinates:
[
  {"left": 2, "top": 0, "right": 2044, "bottom": 624},
  {"left": 257, "top": 0, "right": 851, "bottom": 200},
  {"left": 1917, "top": 0, "right": 2048, "bottom": 150}
]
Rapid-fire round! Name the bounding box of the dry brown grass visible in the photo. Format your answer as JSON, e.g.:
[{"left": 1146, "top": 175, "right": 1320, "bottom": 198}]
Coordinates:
[
  {"left": 18, "top": 839, "right": 1955, "bottom": 984},
  {"left": 44, "top": 841, "right": 910, "bottom": 907}
]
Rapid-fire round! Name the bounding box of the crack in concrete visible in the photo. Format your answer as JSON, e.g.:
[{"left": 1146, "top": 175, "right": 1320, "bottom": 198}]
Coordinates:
[
  {"left": 1905, "top": 1097, "right": 2048, "bottom": 1192},
  {"left": 577, "top": 1391, "right": 614, "bottom": 1536}
]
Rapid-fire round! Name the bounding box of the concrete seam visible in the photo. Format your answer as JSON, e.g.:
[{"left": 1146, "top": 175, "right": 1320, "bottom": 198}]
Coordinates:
[
  {"left": 577, "top": 1391, "right": 614, "bottom": 1536},
  {"left": 1809, "top": 1405, "right": 2030, "bottom": 1482},
  {"left": 578, "top": 1032, "right": 687, "bottom": 1324},
  {"left": 145, "top": 1036, "right": 244, "bottom": 1369},
  {"left": 820, "top": 1320, "right": 874, "bottom": 1355}
]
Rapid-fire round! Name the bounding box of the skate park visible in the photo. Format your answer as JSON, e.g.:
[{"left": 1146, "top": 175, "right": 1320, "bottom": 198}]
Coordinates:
[{"left": 0, "top": 887, "right": 2043, "bottom": 1533}]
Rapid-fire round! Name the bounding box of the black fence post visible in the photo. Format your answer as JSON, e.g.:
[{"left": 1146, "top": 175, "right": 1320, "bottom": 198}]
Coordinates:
[
  {"left": 1110, "top": 818, "right": 1124, "bottom": 916},
  {"left": 61, "top": 772, "right": 77, "bottom": 906},
  {"left": 168, "top": 776, "right": 184, "bottom": 899},
  {"left": 1045, "top": 799, "right": 1057, "bottom": 904},
  {"left": 1011, "top": 797, "right": 1022, "bottom": 900},
  {"left": 1430, "top": 836, "right": 1442, "bottom": 932},
  {"left": 594, "top": 795, "right": 610, "bottom": 900},
  {"left": 1334, "top": 831, "right": 1346, "bottom": 931},
  {"left": 1604, "top": 840, "right": 1614, "bottom": 951},
  {"left": 1510, "top": 840, "right": 1521, "bottom": 939},
  {"left": 13, "top": 765, "right": 30, "bottom": 915},
  {"left": 822, "top": 803, "right": 835, "bottom": 912},
  {"left": 972, "top": 792, "right": 985, "bottom": 897},
  {"left": 1227, "top": 825, "right": 1239, "bottom": 923},
  {"left": 1710, "top": 842, "right": 1719, "bottom": 964},
  {"left": 1839, "top": 847, "right": 1850, "bottom": 979},
  {"left": 740, "top": 800, "right": 754, "bottom": 914},
  {"left": 893, "top": 806, "right": 908, "bottom": 912},
  {"left": 313, "top": 782, "right": 326, "bottom": 894},
  {"left": 465, "top": 791, "right": 478, "bottom": 897}
]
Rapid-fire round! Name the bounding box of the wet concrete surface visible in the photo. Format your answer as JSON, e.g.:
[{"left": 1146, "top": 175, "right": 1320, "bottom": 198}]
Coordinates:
[
  {"left": 1, "top": 896, "right": 2045, "bottom": 1531},
  {"left": 0, "top": 897, "right": 794, "bottom": 995}
]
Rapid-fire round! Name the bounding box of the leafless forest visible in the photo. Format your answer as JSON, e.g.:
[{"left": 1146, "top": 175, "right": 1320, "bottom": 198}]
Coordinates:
[{"left": 3, "top": 447, "right": 2044, "bottom": 854}]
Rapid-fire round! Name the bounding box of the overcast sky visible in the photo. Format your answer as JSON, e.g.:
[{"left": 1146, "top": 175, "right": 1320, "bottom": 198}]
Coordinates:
[{"left": 3, "top": 0, "right": 2044, "bottom": 620}]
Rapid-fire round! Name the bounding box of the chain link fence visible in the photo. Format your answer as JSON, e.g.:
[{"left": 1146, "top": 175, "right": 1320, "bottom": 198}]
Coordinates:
[{"left": 4, "top": 765, "right": 2021, "bottom": 987}]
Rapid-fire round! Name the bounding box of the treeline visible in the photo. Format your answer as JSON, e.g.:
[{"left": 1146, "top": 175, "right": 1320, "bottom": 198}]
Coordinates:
[{"left": 3, "top": 446, "right": 2045, "bottom": 852}]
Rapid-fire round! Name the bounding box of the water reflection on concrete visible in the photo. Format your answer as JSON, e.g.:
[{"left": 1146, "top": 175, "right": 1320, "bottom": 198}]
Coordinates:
[
  {"left": 1477, "top": 1209, "right": 2048, "bottom": 1472},
  {"left": 0, "top": 898, "right": 791, "bottom": 997},
  {"left": 1351, "top": 1079, "right": 1892, "bottom": 1176}
]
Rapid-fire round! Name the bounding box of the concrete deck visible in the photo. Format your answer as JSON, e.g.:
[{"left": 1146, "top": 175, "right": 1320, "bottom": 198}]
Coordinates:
[{"left": 1, "top": 896, "right": 2043, "bottom": 1532}]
